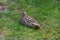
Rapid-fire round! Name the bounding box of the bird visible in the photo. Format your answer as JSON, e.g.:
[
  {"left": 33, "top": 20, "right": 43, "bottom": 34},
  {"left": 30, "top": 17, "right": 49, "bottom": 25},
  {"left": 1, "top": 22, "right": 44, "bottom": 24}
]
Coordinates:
[{"left": 20, "top": 11, "right": 40, "bottom": 29}]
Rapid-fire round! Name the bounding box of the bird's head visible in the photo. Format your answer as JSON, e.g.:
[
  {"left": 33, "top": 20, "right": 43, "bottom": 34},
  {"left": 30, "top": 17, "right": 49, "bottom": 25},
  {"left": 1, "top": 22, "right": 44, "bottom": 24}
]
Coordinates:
[{"left": 21, "top": 11, "right": 27, "bottom": 16}]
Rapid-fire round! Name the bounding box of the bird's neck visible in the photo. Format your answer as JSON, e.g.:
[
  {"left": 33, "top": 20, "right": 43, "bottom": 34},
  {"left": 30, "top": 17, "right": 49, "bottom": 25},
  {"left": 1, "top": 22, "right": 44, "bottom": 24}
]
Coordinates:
[{"left": 22, "top": 14, "right": 26, "bottom": 17}]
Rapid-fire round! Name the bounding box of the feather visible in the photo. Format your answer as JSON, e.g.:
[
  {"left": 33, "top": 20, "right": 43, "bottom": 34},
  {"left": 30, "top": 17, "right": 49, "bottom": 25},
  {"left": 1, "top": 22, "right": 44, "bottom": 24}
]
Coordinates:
[{"left": 20, "top": 11, "right": 40, "bottom": 29}]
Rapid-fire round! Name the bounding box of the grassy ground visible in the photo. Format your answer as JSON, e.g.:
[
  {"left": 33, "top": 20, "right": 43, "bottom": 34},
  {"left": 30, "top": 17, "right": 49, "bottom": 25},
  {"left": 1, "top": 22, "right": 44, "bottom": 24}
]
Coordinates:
[{"left": 0, "top": 0, "right": 60, "bottom": 40}]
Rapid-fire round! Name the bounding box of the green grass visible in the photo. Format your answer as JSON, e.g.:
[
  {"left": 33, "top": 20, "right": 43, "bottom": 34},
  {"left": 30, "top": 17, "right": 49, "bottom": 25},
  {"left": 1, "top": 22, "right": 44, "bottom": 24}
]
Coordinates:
[{"left": 0, "top": 0, "right": 60, "bottom": 40}]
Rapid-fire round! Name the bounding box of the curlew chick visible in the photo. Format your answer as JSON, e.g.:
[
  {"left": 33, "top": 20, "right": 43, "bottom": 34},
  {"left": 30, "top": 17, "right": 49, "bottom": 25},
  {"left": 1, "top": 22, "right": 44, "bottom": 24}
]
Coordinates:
[{"left": 20, "top": 11, "right": 40, "bottom": 29}]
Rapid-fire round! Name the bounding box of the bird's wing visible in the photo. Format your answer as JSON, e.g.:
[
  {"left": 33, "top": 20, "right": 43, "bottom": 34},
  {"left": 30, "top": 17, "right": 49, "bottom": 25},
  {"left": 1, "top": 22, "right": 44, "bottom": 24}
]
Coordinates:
[{"left": 25, "top": 16, "right": 39, "bottom": 24}]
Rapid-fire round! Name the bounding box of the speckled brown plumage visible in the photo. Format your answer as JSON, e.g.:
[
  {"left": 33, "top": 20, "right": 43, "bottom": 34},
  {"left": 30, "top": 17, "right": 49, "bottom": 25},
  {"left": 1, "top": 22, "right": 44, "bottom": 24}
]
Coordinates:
[{"left": 20, "top": 11, "right": 40, "bottom": 29}]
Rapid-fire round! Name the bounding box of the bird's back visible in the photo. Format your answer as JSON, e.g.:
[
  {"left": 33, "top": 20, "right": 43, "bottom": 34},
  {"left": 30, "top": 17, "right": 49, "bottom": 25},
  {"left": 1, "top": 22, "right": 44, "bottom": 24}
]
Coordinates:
[
  {"left": 20, "top": 15, "right": 40, "bottom": 28},
  {"left": 20, "top": 11, "right": 40, "bottom": 29}
]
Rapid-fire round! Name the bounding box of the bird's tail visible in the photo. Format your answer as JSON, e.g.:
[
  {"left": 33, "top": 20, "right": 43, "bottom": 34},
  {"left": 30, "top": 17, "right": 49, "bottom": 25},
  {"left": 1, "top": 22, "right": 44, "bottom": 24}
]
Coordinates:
[{"left": 32, "top": 23, "right": 40, "bottom": 29}]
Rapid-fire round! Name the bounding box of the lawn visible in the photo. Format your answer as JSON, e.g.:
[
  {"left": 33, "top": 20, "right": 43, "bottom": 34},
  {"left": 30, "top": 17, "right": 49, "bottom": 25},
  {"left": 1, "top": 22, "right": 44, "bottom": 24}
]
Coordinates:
[{"left": 0, "top": 0, "right": 60, "bottom": 40}]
